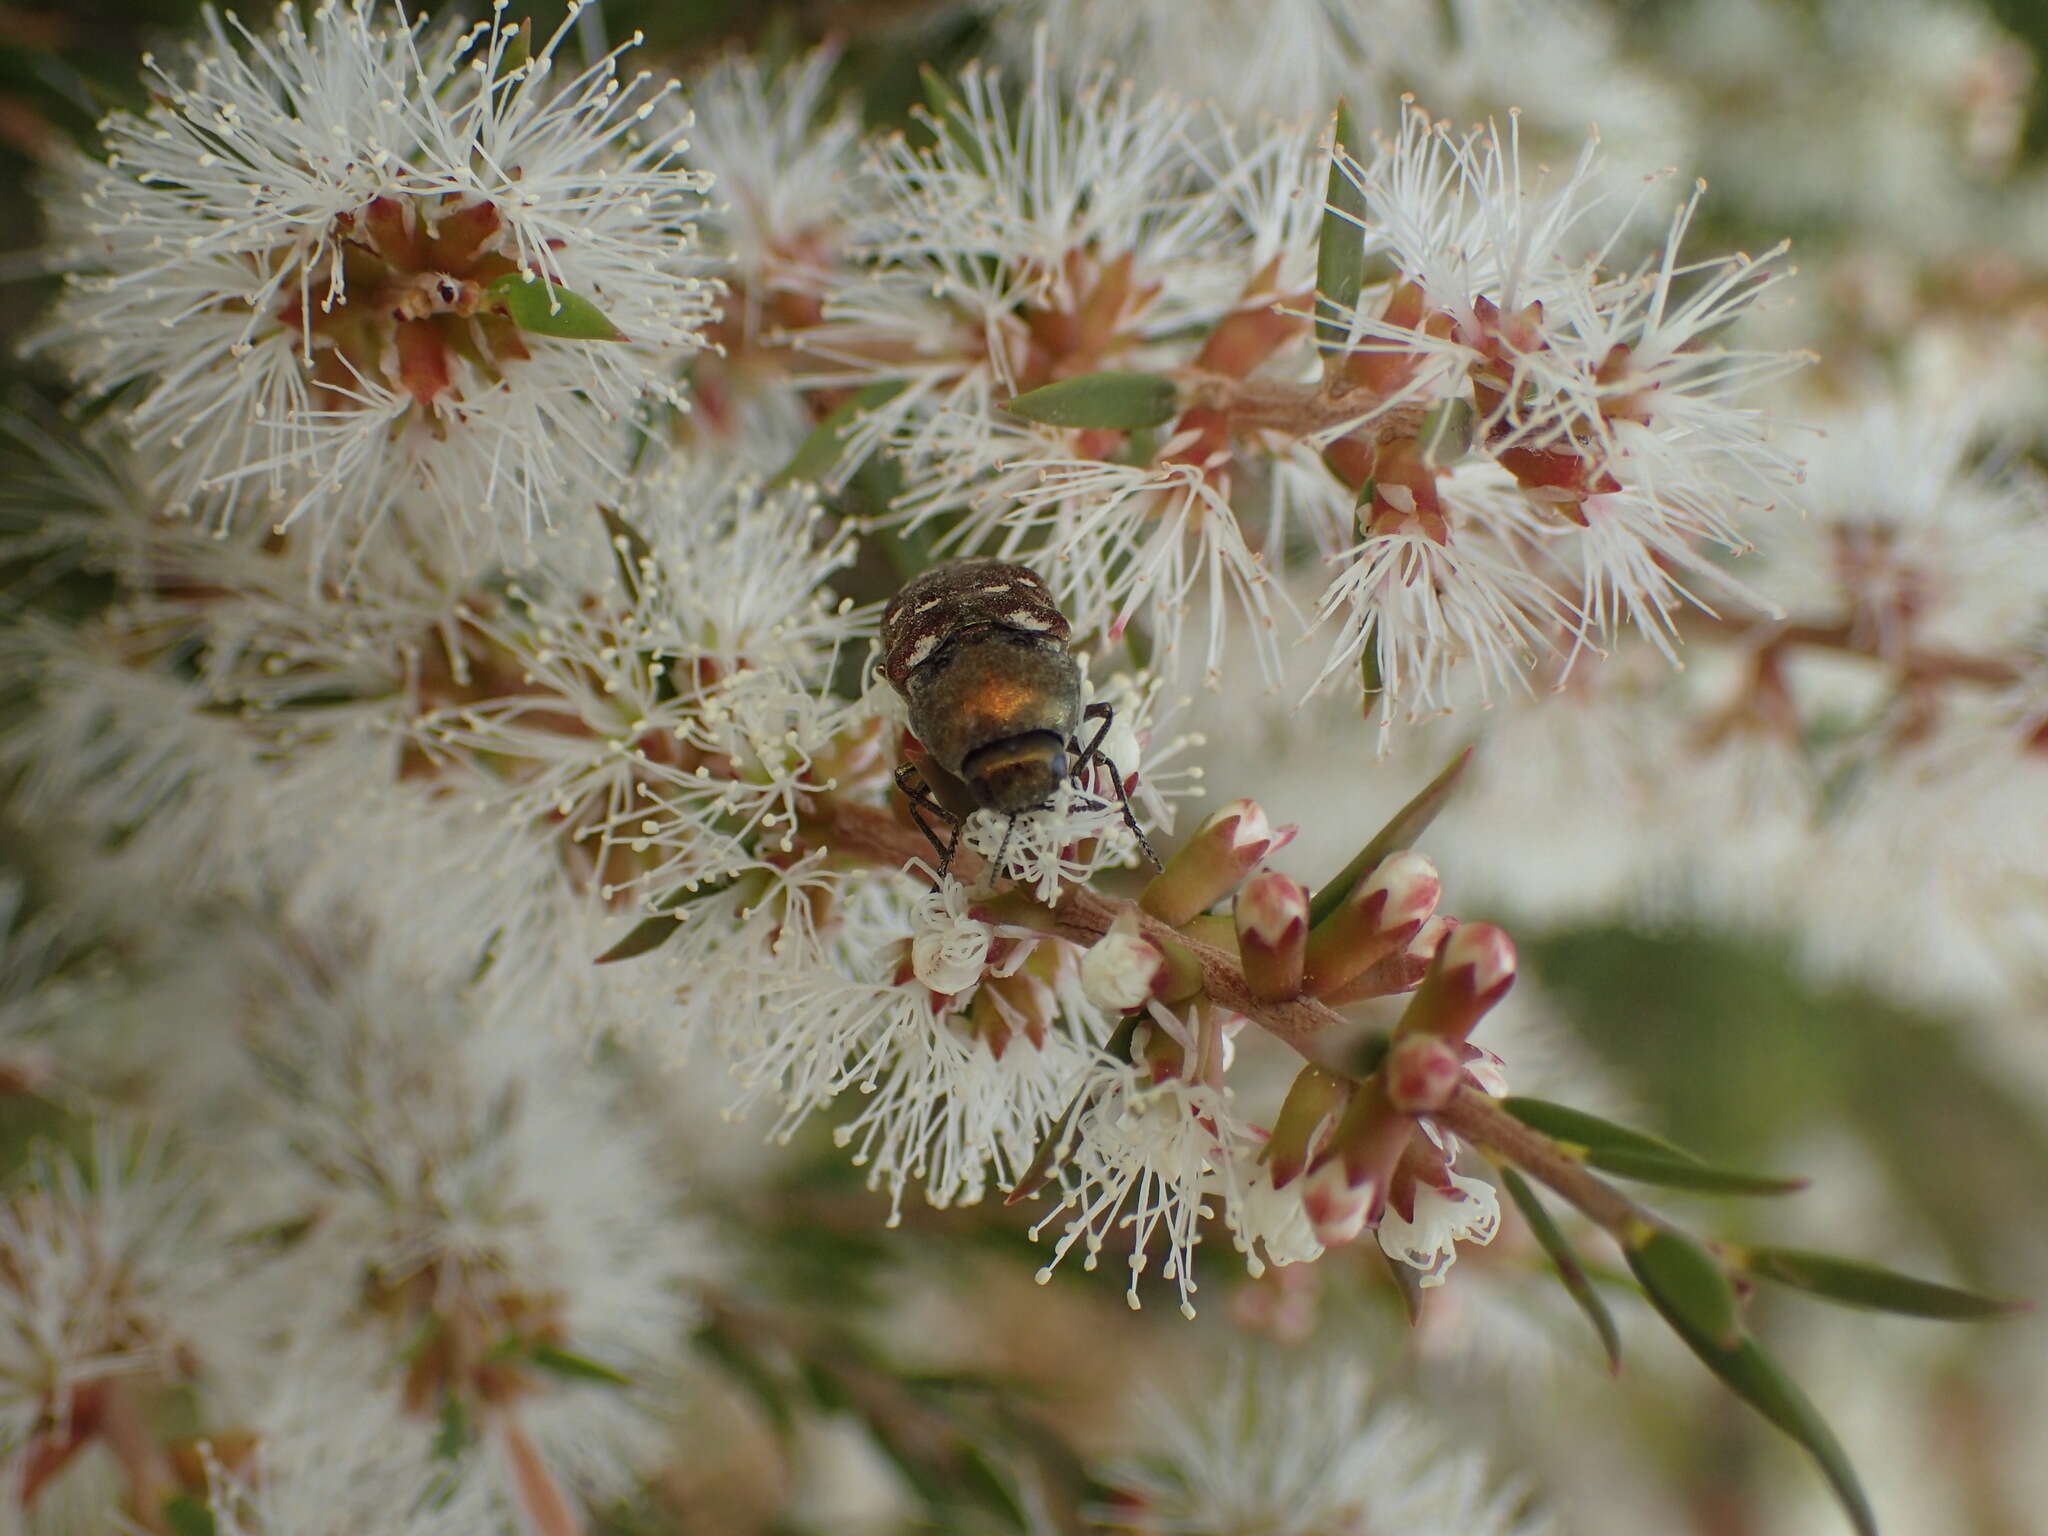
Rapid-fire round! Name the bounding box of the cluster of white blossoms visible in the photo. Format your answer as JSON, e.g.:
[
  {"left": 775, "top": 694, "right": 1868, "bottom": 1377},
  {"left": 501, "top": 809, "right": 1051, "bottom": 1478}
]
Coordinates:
[
  {"left": 783, "top": 39, "right": 1805, "bottom": 734},
  {"left": 1101, "top": 1355, "right": 1544, "bottom": 1536},
  {"left": 40, "top": 0, "right": 720, "bottom": 560},
  {"left": 7, "top": 0, "right": 2044, "bottom": 1532}
]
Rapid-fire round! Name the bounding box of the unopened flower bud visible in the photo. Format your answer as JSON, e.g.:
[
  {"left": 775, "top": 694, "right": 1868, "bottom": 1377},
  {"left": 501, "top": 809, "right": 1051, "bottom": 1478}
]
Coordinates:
[
  {"left": 971, "top": 967, "right": 1055, "bottom": 1058},
  {"left": 1080, "top": 909, "right": 1168, "bottom": 1012},
  {"left": 1383, "top": 1034, "right": 1463, "bottom": 1114},
  {"left": 1235, "top": 870, "right": 1309, "bottom": 1000},
  {"left": 1301, "top": 849, "right": 1440, "bottom": 998},
  {"left": 1300, "top": 1157, "right": 1374, "bottom": 1247},
  {"left": 1140, "top": 799, "right": 1294, "bottom": 928},
  {"left": 1323, "top": 914, "right": 1457, "bottom": 1005},
  {"left": 1394, "top": 921, "right": 1516, "bottom": 1044},
  {"left": 1263, "top": 1064, "right": 1350, "bottom": 1189}
]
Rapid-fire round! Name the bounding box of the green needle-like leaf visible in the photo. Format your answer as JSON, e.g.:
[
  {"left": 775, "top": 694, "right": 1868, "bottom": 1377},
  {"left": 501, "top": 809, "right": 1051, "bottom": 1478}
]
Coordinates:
[
  {"left": 1738, "top": 1246, "right": 2030, "bottom": 1321},
  {"left": 1500, "top": 1165, "right": 1621, "bottom": 1371},
  {"left": 1503, "top": 1097, "right": 1807, "bottom": 1196},
  {"left": 163, "top": 1496, "right": 218, "bottom": 1536},
  {"left": 767, "top": 380, "right": 906, "bottom": 490},
  {"left": 1005, "top": 372, "right": 1179, "bottom": 431},
  {"left": 528, "top": 1342, "right": 634, "bottom": 1387},
  {"left": 594, "top": 874, "right": 743, "bottom": 964},
  {"left": 1316, "top": 99, "right": 1369, "bottom": 359},
  {"left": 1307, "top": 746, "right": 1472, "bottom": 925},
  {"left": 597, "top": 504, "right": 654, "bottom": 607},
  {"left": 487, "top": 273, "right": 626, "bottom": 341},
  {"left": 1639, "top": 1287, "right": 1878, "bottom": 1536},
  {"left": 1627, "top": 1226, "right": 1741, "bottom": 1349},
  {"left": 1380, "top": 1242, "right": 1426, "bottom": 1326}
]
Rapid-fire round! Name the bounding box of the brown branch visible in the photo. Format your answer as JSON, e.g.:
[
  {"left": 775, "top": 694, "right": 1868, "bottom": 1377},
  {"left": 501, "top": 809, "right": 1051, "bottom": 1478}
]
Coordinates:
[
  {"left": 816, "top": 800, "right": 1363, "bottom": 1054},
  {"left": 1433, "top": 1085, "right": 1647, "bottom": 1236}
]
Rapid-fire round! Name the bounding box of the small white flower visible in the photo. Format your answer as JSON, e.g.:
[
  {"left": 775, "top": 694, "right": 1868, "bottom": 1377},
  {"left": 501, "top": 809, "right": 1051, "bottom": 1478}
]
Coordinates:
[
  {"left": 910, "top": 876, "right": 992, "bottom": 995},
  {"left": 42, "top": 0, "right": 718, "bottom": 554},
  {"left": 1376, "top": 1169, "right": 1502, "bottom": 1287},
  {"left": 1030, "top": 1058, "right": 1259, "bottom": 1318},
  {"left": 1079, "top": 910, "right": 1166, "bottom": 1012}
]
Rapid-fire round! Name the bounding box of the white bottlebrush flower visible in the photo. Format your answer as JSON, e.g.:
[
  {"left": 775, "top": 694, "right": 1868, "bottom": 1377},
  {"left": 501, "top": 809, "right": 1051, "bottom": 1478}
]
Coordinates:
[
  {"left": 1101, "top": 1354, "right": 1545, "bottom": 1536},
  {"left": 204, "top": 1353, "right": 499, "bottom": 1536},
  {"left": 0, "top": 1129, "right": 217, "bottom": 1471},
  {"left": 1029, "top": 1056, "right": 1265, "bottom": 1318},
  {"left": 1312, "top": 469, "right": 1574, "bottom": 734},
  {"left": 1376, "top": 1168, "right": 1502, "bottom": 1287},
  {"left": 726, "top": 872, "right": 1108, "bottom": 1219},
  {"left": 1305, "top": 106, "right": 1804, "bottom": 712},
  {"left": 680, "top": 46, "right": 861, "bottom": 344},
  {"left": 224, "top": 934, "right": 705, "bottom": 1500},
  {"left": 407, "top": 465, "right": 874, "bottom": 910},
  {"left": 42, "top": 0, "right": 718, "bottom": 557},
  {"left": 1751, "top": 388, "right": 2048, "bottom": 661}
]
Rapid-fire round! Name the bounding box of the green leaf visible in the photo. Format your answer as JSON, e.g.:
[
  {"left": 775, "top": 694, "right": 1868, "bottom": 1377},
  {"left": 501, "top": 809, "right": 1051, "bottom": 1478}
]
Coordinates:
[
  {"left": 1419, "top": 398, "right": 1475, "bottom": 467},
  {"left": 919, "top": 63, "right": 988, "bottom": 175},
  {"left": 1738, "top": 1246, "right": 2029, "bottom": 1321},
  {"left": 1639, "top": 1291, "right": 1877, "bottom": 1536},
  {"left": 1005, "top": 372, "right": 1179, "bottom": 431},
  {"left": 1307, "top": 746, "right": 1472, "bottom": 926},
  {"left": 1499, "top": 1165, "right": 1621, "bottom": 1371},
  {"left": 1316, "top": 99, "right": 1370, "bottom": 358},
  {"left": 487, "top": 273, "right": 626, "bottom": 341},
  {"left": 593, "top": 874, "right": 743, "bottom": 965},
  {"left": 432, "top": 1395, "right": 475, "bottom": 1461},
  {"left": 1501, "top": 1097, "right": 1807, "bottom": 1196},
  {"left": 1379, "top": 1242, "right": 1426, "bottom": 1326},
  {"left": 597, "top": 504, "right": 653, "bottom": 607},
  {"left": 1591, "top": 1149, "right": 1811, "bottom": 1197},
  {"left": 767, "top": 380, "right": 907, "bottom": 490},
  {"left": 163, "top": 1495, "right": 218, "bottom": 1536},
  {"left": 529, "top": 1342, "right": 634, "bottom": 1387},
  {"left": 1626, "top": 1225, "right": 1741, "bottom": 1350}
]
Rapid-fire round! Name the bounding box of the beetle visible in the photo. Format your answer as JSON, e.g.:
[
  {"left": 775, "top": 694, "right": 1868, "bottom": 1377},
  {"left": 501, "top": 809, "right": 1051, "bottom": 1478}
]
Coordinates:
[{"left": 880, "top": 558, "right": 1156, "bottom": 879}]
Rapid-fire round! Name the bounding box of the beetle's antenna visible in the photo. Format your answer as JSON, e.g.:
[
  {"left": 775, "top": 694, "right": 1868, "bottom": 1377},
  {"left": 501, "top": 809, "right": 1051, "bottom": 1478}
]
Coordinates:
[{"left": 991, "top": 813, "right": 1019, "bottom": 883}]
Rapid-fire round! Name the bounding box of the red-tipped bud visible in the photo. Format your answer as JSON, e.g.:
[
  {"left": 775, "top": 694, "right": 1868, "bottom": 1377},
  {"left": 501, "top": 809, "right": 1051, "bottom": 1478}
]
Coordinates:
[
  {"left": 1140, "top": 799, "right": 1294, "bottom": 927},
  {"left": 1079, "top": 909, "right": 1170, "bottom": 1013},
  {"left": 1300, "top": 1075, "right": 1414, "bottom": 1243},
  {"left": 1263, "top": 1064, "right": 1351, "bottom": 1189},
  {"left": 1394, "top": 921, "right": 1517, "bottom": 1044},
  {"left": 1301, "top": 850, "right": 1440, "bottom": 998},
  {"left": 1300, "top": 1157, "right": 1374, "bottom": 1247},
  {"left": 1234, "top": 870, "right": 1309, "bottom": 1000},
  {"left": 1322, "top": 914, "right": 1457, "bottom": 1005},
  {"left": 973, "top": 968, "right": 1055, "bottom": 1058},
  {"left": 1383, "top": 1034, "right": 1464, "bottom": 1114}
]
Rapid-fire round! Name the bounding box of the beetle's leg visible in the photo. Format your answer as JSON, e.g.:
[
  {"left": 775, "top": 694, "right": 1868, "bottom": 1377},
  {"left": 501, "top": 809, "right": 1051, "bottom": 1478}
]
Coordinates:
[
  {"left": 894, "top": 763, "right": 963, "bottom": 884},
  {"left": 1070, "top": 703, "right": 1163, "bottom": 871}
]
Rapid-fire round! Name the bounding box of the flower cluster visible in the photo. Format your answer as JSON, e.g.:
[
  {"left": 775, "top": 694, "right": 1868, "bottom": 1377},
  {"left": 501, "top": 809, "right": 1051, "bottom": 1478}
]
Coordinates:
[
  {"left": 41, "top": 0, "right": 718, "bottom": 558},
  {"left": 3, "top": 4, "right": 2038, "bottom": 1534}
]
